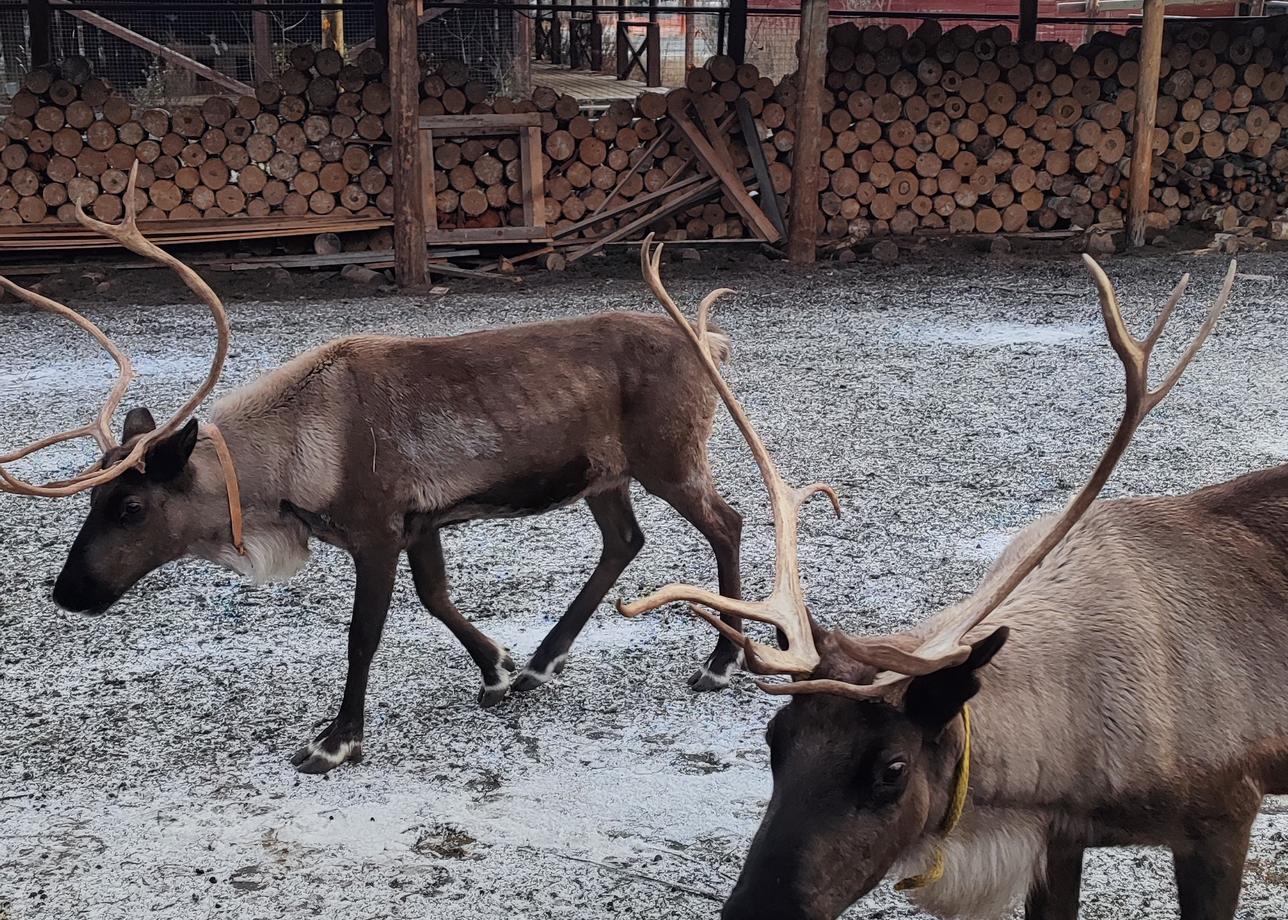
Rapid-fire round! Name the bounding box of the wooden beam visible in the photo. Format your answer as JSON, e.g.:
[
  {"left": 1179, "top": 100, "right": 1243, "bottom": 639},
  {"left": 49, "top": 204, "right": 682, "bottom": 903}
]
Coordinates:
[
  {"left": 1128, "top": 0, "right": 1165, "bottom": 247},
  {"left": 513, "top": 0, "right": 533, "bottom": 93},
  {"left": 727, "top": 0, "right": 748, "bottom": 64},
  {"left": 1019, "top": 0, "right": 1038, "bottom": 42},
  {"left": 51, "top": 4, "right": 254, "bottom": 96},
  {"left": 566, "top": 176, "right": 722, "bottom": 262},
  {"left": 736, "top": 96, "right": 786, "bottom": 237},
  {"left": 253, "top": 0, "right": 274, "bottom": 83},
  {"left": 390, "top": 0, "right": 428, "bottom": 286},
  {"left": 29, "top": 0, "right": 52, "bottom": 67},
  {"left": 671, "top": 108, "right": 780, "bottom": 241},
  {"left": 786, "top": 0, "right": 829, "bottom": 262}
]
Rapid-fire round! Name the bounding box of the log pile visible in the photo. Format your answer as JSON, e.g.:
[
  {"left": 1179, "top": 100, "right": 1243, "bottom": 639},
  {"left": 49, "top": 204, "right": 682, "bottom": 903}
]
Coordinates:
[
  {"left": 1, "top": 45, "right": 396, "bottom": 225},
  {"left": 417, "top": 55, "right": 785, "bottom": 242},
  {"left": 5, "top": 20, "right": 1288, "bottom": 248},
  {"left": 812, "top": 20, "right": 1288, "bottom": 238},
  {"left": 1131, "top": 21, "right": 1288, "bottom": 233}
]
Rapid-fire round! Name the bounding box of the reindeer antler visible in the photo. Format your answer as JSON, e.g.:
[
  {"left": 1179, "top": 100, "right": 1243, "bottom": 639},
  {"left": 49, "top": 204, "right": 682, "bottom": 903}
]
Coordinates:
[
  {"left": 615, "top": 234, "right": 841, "bottom": 676},
  {"left": 0, "top": 162, "right": 230, "bottom": 498},
  {"left": 772, "top": 255, "right": 1238, "bottom": 699}
]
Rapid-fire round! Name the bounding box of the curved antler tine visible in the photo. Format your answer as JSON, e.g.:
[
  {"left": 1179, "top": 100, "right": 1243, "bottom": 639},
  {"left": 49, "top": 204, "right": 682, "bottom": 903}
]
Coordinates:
[
  {"left": 876, "top": 257, "right": 1238, "bottom": 679},
  {"left": 1145, "top": 259, "right": 1236, "bottom": 411},
  {"left": 796, "top": 482, "right": 842, "bottom": 517},
  {"left": 0, "top": 271, "right": 136, "bottom": 454},
  {"left": 689, "top": 604, "right": 749, "bottom": 647},
  {"left": 621, "top": 242, "right": 838, "bottom": 676},
  {"left": 1, "top": 159, "right": 229, "bottom": 497},
  {"left": 756, "top": 676, "right": 887, "bottom": 700},
  {"left": 696, "top": 287, "right": 733, "bottom": 346},
  {"left": 832, "top": 630, "right": 969, "bottom": 675},
  {"left": 1144, "top": 272, "right": 1191, "bottom": 348},
  {"left": 1082, "top": 254, "right": 1142, "bottom": 367}
]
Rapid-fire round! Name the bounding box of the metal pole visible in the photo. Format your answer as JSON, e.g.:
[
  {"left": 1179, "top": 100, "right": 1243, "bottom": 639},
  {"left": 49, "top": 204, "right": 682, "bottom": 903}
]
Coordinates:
[
  {"left": 29, "top": 0, "right": 53, "bottom": 67},
  {"left": 728, "top": 0, "right": 747, "bottom": 64}
]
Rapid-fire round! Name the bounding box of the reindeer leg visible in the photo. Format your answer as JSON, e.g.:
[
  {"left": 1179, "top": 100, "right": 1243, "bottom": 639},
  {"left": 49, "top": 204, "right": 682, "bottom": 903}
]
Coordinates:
[
  {"left": 291, "top": 540, "right": 399, "bottom": 774},
  {"left": 512, "top": 486, "right": 644, "bottom": 693},
  {"left": 641, "top": 476, "right": 744, "bottom": 691},
  {"left": 1173, "top": 812, "right": 1255, "bottom": 920},
  {"left": 1024, "top": 840, "right": 1084, "bottom": 920},
  {"left": 408, "top": 527, "right": 516, "bottom": 708}
]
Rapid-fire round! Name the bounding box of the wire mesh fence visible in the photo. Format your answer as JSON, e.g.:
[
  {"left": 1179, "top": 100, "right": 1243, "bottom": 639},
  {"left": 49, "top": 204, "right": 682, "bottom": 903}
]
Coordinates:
[{"left": 0, "top": 1, "right": 526, "bottom": 105}]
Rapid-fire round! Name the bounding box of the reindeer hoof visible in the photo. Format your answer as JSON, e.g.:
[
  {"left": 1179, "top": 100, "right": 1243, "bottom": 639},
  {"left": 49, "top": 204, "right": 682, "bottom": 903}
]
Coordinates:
[
  {"left": 477, "top": 652, "right": 517, "bottom": 708},
  {"left": 687, "top": 651, "right": 743, "bottom": 692},
  {"left": 511, "top": 653, "right": 568, "bottom": 694},
  {"left": 291, "top": 723, "right": 363, "bottom": 774}
]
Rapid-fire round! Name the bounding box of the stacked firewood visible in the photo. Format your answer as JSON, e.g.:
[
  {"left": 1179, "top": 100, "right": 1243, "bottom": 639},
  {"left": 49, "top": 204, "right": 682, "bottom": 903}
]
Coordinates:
[
  {"left": 814, "top": 20, "right": 1288, "bottom": 238},
  {"left": 1131, "top": 22, "right": 1288, "bottom": 233},
  {"left": 418, "top": 55, "right": 784, "bottom": 240},
  {"left": 0, "top": 46, "right": 396, "bottom": 225}
]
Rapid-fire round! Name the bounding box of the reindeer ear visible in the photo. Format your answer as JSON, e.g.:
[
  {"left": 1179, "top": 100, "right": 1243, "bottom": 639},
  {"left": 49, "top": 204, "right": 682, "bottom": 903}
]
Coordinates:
[
  {"left": 145, "top": 418, "right": 199, "bottom": 482},
  {"left": 904, "top": 626, "right": 1008, "bottom": 729},
  {"left": 122, "top": 407, "right": 157, "bottom": 441}
]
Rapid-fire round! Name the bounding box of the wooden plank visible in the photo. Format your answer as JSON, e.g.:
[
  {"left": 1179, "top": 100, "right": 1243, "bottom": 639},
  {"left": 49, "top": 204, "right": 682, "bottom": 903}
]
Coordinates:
[
  {"left": 426, "top": 227, "right": 552, "bottom": 243},
  {"left": 566, "top": 175, "right": 722, "bottom": 262},
  {"left": 390, "top": 0, "right": 428, "bottom": 286},
  {"left": 420, "top": 113, "right": 543, "bottom": 133},
  {"left": 522, "top": 125, "right": 547, "bottom": 230},
  {"left": 786, "top": 0, "right": 829, "bottom": 262},
  {"left": 422, "top": 128, "right": 439, "bottom": 236},
  {"left": 555, "top": 172, "right": 708, "bottom": 239},
  {"left": 51, "top": 4, "right": 254, "bottom": 96},
  {"left": 671, "top": 108, "right": 780, "bottom": 242},
  {"left": 735, "top": 96, "right": 786, "bottom": 237},
  {"left": 583, "top": 123, "right": 674, "bottom": 222},
  {"left": 1128, "top": 0, "right": 1165, "bottom": 247}
]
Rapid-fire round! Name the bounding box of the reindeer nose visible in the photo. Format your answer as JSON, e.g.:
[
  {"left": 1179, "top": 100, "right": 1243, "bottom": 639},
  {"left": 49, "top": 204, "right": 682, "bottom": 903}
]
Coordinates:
[
  {"left": 52, "top": 564, "right": 113, "bottom": 614},
  {"left": 721, "top": 886, "right": 813, "bottom": 920}
]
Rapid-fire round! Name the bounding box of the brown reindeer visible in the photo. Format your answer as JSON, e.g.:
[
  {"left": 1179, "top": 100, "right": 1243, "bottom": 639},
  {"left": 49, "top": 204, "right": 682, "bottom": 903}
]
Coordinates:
[
  {"left": 2, "top": 167, "right": 745, "bottom": 774},
  {"left": 621, "top": 239, "right": 1265, "bottom": 920}
]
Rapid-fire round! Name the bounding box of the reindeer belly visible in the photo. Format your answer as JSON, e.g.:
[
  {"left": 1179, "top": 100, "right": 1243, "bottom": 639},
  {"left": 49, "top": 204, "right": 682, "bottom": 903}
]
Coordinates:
[{"left": 434, "top": 456, "right": 611, "bottom": 523}]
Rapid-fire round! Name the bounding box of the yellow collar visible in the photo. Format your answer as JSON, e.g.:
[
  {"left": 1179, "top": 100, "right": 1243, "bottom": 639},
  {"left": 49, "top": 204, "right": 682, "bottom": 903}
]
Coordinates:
[{"left": 894, "top": 703, "right": 973, "bottom": 892}]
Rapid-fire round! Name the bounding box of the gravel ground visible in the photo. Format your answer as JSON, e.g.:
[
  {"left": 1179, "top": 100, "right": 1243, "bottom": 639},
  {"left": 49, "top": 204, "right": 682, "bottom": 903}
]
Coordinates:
[{"left": 2, "top": 246, "right": 1287, "bottom": 920}]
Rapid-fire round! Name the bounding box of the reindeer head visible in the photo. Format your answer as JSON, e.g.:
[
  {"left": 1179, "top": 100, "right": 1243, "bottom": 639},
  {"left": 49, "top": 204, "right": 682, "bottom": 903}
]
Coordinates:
[
  {"left": 1, "top": 163, "right": 237, "bottom": 614},
  {"left": 621, "top": 236, "right": 1236, "bottom": 920}
]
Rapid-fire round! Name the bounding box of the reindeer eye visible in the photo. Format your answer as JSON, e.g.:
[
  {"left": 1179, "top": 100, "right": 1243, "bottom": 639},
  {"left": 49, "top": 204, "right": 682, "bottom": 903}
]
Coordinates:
[
  {"left": 879, "top": 760, "right": 908, "bottom": 785},
  {"left": 122, "top": 498, "right": 144, "bottom": 519}
]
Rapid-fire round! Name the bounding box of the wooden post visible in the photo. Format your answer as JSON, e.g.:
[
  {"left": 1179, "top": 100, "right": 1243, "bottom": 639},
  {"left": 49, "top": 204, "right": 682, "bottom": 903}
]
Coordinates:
[
  {"left": 390, "top": 0, "right": 427, "bottom": 286},
  {"left": 1018, "top": 0, "right": 1038, "bottom": 43},
  {"left": 684, "top": 0, "right": 695, "bottom": 73},
  {"left": 1128, "top": 0, "right": 1165, "bottom": 247},
  {"left": 786, "top": 0, "right": 829, "bottom": 263},
  {"left": 513, "top": 0, "right": 533, "bottom": 92},
  {"left": 253, "top": 0, "right": 274, "bottom": 82},
  {"left": 728, "top": 0, "right": 747, "bottom": 64},
  {"left": 322, "top": 0, "right": 346, "bottom": 55},
  {"left": 29, "top": 0, "right": 52, "bottom": 68}
]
